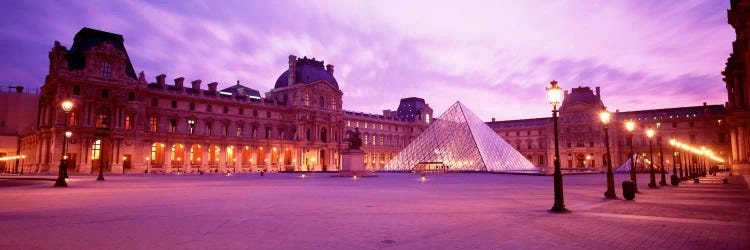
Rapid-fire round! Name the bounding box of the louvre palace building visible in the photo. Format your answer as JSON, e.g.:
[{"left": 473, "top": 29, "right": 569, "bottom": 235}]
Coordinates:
[
  {"left": 489, "top": 86, "right": 731, "bottom": 171},
  {"left": 18, "top": 28, "right": 432, "bottom": 174},
  {"left": 14, "top": 27, "right": 734, "bottom": 175}
]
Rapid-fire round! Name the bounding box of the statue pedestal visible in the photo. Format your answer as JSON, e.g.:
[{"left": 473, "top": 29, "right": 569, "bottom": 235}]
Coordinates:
[{"left": 338, "top": 149, "right": 376, "bottom": 177}]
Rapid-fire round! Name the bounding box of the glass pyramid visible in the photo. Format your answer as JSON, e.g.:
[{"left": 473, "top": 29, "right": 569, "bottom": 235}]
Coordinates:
[
  {"left": 382, "top": 101, "right": 538, "bottom": 173},
  {"left": 615, "top": 153, "right": 660, "bottom": 173}
]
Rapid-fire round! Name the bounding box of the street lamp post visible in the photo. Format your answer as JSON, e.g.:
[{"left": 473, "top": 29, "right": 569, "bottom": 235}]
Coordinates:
[
  {"left": 95, "top": 118, "right": 110, "bottom": 181},
  {"left": 599, "top": 110, "right": 616, "bottom": 198},
  {"left": 646, "top": 128, "right": 657, "bottom": 188},
  {"left": 625, "top": 120, "right": 639, "bottom": 193},
  {"left": 54, "top": 100, "right": 74, "bottom": 187},
  {"left": 658, "top": 136, "right": 667, "bottom": 186},
  {"left": 547, "top": 80, "right": 568, "bottom": 213},
  {"left": 669, "top": 139, "right": 679, "bottom": 186},
  {"left": 676, "top": 142, "right": 684, "bottom": 179}
]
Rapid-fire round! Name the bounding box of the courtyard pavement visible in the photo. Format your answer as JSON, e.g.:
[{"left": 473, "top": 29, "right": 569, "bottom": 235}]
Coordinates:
[{"left": 0, "top": 172, "right": 747, "bottom": 249}]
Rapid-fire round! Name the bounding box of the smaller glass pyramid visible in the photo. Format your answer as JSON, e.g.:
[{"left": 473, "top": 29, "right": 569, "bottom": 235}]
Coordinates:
[
  {"left": 382, "top": 101, "right": 538, "bottom": 173},
  {"left": 615, "top": 154, "right": 661, "bottom": 173}
]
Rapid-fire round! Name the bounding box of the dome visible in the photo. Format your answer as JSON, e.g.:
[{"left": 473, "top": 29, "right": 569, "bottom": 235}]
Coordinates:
[
  {"left": 274, "top": 57, "right": 339, "bottom": 89},
  {"left": 560, "top": 86, "right": 605, "bottom": 110}
]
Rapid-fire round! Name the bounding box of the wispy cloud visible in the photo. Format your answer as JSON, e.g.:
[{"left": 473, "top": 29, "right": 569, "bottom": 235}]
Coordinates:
[{"left": 0, "top": 0, "right": 734, "bottom": 120}]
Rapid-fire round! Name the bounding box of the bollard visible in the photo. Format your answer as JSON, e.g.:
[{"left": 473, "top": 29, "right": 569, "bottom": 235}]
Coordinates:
[
  {"left": 722, "top": 178, "right": 728, "bottom": 184},
  {"left": 260, "top": 170, "right": 264, "bottom": 176},
  {"left": 622, "top": 180, "right": 635, "bottom": 200},
  {"left": 693, "top": 178, "right": 699, "bottom": 183}
]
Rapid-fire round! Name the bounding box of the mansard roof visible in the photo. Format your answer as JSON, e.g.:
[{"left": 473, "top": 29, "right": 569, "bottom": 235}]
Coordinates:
[{"left": 66, "top": 27, "right": 137, "bottom": 79}]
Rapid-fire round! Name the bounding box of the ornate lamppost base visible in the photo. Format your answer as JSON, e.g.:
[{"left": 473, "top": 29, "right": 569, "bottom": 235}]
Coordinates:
[
  {"left": 604, "top": 191, "right": 617, "bottom": 199},
  {"left": 97, "top": 175, "right": 105, "bottom": 181},
  {"left": 53, "top": 179, "right": 67, "bottom": 187},
  {"left": 550, "top": 206, "right": 570, "bottom": 213}
]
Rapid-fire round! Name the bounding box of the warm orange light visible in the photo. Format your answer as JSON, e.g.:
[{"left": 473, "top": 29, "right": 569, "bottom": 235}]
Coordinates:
[
  {"left": 65, "top": 131, "right": 72, "bottom": 138},
  {"left": 545, "top": 80, "right": 562, "bottom": 106},
  {"left": 669, "top": 139, "right": 676, "bottom": 145},
  {"left": 61, "top": 100, "right": 74, "bottom": 112},
  {"left": 599, "top": 110, "right": 611, "bottom": 125},
  {"left": 646, "top": 129, "right": 654, "bottom": 138},
  {"left": 625, "top": 120, "right": 635, "bottom": 132}
]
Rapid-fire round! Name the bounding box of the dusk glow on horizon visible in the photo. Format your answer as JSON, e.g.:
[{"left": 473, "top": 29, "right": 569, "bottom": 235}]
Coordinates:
[{"left": 0, "top": 0, "right": 734, "bottom": 120}]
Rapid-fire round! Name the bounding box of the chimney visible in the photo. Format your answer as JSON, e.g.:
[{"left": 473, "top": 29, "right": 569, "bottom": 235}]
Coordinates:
[
  {"left": 595, "top": 87, "right": 600, "bottom": 97},
  {"left": 326, "top": 64, "right": 334, "bottom": 75},
  {"left": 191, "top": 80, "right": 202, "bottom": 90},
  {"left": 156, "top": 74, "right": 166, "bottom": 85},
  {"left": 174, "top": 77, "right": 185, "bottom": 89},
  {"left": 288, "top": 55, "right": 297, "bottom": 86},
  {"left": 492, "top": 118, "right": 496, "bottom": 122},
  {"left": 208, "top": 82, "right": 218, "bottom": 92}
]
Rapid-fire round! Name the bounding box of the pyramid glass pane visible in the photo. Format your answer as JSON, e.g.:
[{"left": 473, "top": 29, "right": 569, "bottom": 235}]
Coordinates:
[{"left": 382, "top": 102, "right": 538, "bottom": 173}]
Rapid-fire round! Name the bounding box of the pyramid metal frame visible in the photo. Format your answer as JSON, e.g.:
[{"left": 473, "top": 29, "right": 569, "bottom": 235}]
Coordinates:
[{"left": 382, "top": 101, "right": 538, "bottom": 173}]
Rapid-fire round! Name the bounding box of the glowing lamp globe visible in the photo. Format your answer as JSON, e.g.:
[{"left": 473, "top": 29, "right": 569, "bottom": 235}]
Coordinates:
[
  {"left": 599, "top": 110, "right": 611, "bottom": 125},
  {"left": 61, "top": 100, "right": 74, "bottom": 112},
  {"left": 545, "top": 80, "right": 562, "bottom": 107},
  {"left": 625, "top": 120, "right": 635, "bottom": 132},
  {"left": 646, "top": 129, "right": 654, "bottom": 138}
]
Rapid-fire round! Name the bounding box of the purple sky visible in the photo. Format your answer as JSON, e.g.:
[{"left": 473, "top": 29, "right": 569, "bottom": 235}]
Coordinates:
[{"left": 0, "top": 0, "right": 735, "bottom": 120}]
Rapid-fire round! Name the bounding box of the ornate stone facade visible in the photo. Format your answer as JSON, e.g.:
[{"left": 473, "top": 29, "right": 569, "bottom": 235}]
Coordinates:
[
  {"left": 489, "top": 86, "right": 731, "bottom": 171},
  {"left": 723, "top": 0, "right": 750, "bottom": 173},
  {"left": 18, "top": 27, "right": 431, "bottom": 174}
]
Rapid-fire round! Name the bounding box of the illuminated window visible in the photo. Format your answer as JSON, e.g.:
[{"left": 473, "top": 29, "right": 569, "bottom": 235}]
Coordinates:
[
  {"left": 356, "top": 121, "right": 360, "bottom": 128},
  {"left": 95, "top": 114, "right": 109, "bottom": 128},
  {"left": 68, "top": 112, "right": 78, "bottom": 126},
  {"left": 304, "top": 93, "right": 310, "bottom": 106},
  {"left": 188, "top": 119, "right": 195, "bottom": 135},
  {"left": 347, "top": 120, "right": 351, "bottom": 127},
  {"left": 380, "top": 135, "right": 384, "bottom": 146},
  {"left": 236, "top": 125, "right": 243, "bottom": 137},
  {"left": 364, "top": 153, "right": 368, "bottom": 164},
  {"left": 91, "top": 140, "right": 101, "bottom": 159},
  {"left": 364, "top": 134, "right": 369, "bottom": 145},
  {"left": 151, "top": 143, "right": 157, "bottom": 162},
  {"left": 124, "top": 114, "right": 133, "bottom": 130},
  {"left": 425, "top": 114, "right": 431, "bottom": 124},
  {"left": 100, "top": 62, "right": 112, "bottom": 78},
  {"left": 149, "top": 117, "right": 158, "bottom": 132}
]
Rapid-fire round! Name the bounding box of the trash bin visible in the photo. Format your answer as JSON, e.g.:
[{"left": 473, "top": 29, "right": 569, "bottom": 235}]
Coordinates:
[
  {"left": 670, "top": 174, "right": 679, "bottom": 187},
  {"left": 622, "top": 180, "right": 635, "bottom": 200}
]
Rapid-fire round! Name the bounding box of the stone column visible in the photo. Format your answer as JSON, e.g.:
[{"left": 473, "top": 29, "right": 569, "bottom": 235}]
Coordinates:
[
  {"left": 236, "top": 146, "right": 243, "bottom": 172},
  {"left": 731, "top": 128, "right": 739, "bottom": 163},
  {"left": 201, "top": 144, "right": 209, "bottom": 171},
  {"left": 739, "top": 126, "right": 747, "bottom": 162},
  {"left": 219, "top": 145, "right": 227, "bottom": 173},
  {"left": 183, "top": 146, "right": 190, "bottom": 173},
  {"left": 164, "top": 143, "right": 172, "bottom": 173}
]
